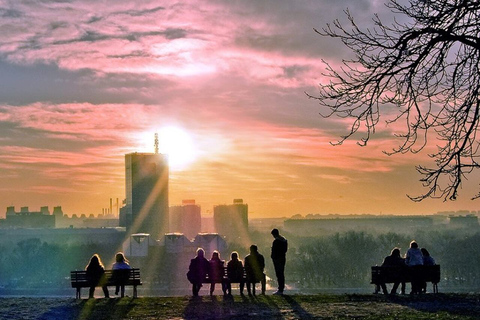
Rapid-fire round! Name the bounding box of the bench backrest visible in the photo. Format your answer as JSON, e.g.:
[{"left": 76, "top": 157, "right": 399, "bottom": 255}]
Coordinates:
[
  {"left": 203, "top": 267, "right": 250, "bottom": 282},
  {"left": 371, "top": 265, "right": 440, "bottom": 284},
  {"left": 71, "top": 268, "right": 141, "bottom": 287}
]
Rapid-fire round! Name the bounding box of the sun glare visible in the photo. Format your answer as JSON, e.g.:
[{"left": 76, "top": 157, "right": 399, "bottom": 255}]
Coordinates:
[{"left": 157, "top": 126, "right": 197, "bottom": 170}]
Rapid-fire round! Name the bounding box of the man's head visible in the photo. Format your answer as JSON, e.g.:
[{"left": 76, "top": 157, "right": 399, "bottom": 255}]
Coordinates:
[
  {"left": 196, "top": 247, "right": 205, "bottom": 258},
  {"left": 250, "top": 244, "right": 258, "bottom": 253},
  {"left": 271, "top": 228, "right": 279, "bottom": 237}
]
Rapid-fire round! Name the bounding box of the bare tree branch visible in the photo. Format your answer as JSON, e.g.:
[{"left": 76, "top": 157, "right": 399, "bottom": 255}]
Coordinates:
[{"left": 309, "top": 0, "right": 480, "bottom": 201}]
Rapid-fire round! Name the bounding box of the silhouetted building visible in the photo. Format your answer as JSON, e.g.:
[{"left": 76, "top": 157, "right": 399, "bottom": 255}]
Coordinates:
[
  {"left": 0, "top": 227, "right": 125, "bottom": 245},
  {"left": 52, "top": 206, "right": 64, "bottom": 217},
  {"left": 213, "top": 199, "right": 248, "bottom": 240},
  {"left": 284, "top": 215, "right": 435, "bottom": 235},
  {"left": 122, "top": 152, "right": 169, "bottom": 240},
  {"left": 164, "top": 232, "right": 227, "bottom": 256},
  {"left": 2, "top": 206, "right": 55, "bottom": 228},
  {"left": 449, "top": 215, "right": 479, "bottom": 228},
  {"left": 169, "top": 199, "right": 201, "bottom": 240}
]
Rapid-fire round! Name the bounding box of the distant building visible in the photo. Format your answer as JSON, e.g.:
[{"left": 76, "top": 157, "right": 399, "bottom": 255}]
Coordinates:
[
  {"left": 213, "top": 199, "right": 248, "bottom": 240},
  {"left": 164, "top": 232, "right": 227, "bottom": 255},
  {"left": 1, "top": 206, "right": 55, "bottom": 228},
  {"left": 0, "top": 227, "right": 125, "bottom": 245},
  {"left": 449, "top": 215, "right": 479, "bottom": 228},
  {"left": 284, "top": 215, "right": 435, "bottom": 235},
  {"left": 123, "top": 233, "right": 155, "bottom": 257},
  {"left": 121, "top": 152, "right": 169, "bottom": 240},
  {"left": 169, "top": 200, "right": 201, "bottom": 240}
]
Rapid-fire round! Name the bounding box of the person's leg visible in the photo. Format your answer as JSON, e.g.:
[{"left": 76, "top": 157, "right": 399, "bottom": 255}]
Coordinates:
[
  {"left": 221, "top": 281, "right": 227, "bottom": 295},
  {"left": 274, "top": 260, "right": 286, "bottom": 292},
  {"left": 246, "top": 282, "right": 252, "bottom": 296},
  {"left": 240, "top": 281, "right": 244, "bottom": 295},
  {"left": 102, "top": 286, "right": 109, "bottom": 298},
  {"left": 391, "top": 282, "right": 400, "bottom": 295},
  {"left": 89, "top": 287, "right": 95, "bottom": 298},
  {"left": 227, "top": 282, "right": 232, "bottom": 295},
  {"left": 120, "top": 285, "right": 125, "bottom": 297},
  {"left": 381, "top": 283, "right": 388, "bottom": 295},
  {"left": 261, "top": 274, "right": 266, "bottom": 295},
  {"left": 210, "top": 282, "right": 215, "bottom": 295}
]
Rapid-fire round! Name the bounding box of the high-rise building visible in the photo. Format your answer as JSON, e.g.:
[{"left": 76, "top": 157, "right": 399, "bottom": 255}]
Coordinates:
[
  {"left": 169, "top": 199, "right": 201, "bottom": 240},
  {"left": 123, "top": 152, "right": 169, "bottom": 240},
  {"left": 213, "top": 199, "right": 248, "bottom": 240}
]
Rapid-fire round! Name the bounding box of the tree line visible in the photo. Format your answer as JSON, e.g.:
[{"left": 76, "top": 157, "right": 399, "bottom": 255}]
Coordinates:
[{"left": 1, "top": 229, "right": 480, "bottom": 291}]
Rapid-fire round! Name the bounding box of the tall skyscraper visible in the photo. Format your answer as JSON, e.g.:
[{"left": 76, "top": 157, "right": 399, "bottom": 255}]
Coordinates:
[{"left": 123, "top": 152, "right": 169, "bottom": 240}]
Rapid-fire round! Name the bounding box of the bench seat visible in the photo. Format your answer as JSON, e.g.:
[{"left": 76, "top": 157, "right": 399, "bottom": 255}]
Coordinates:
[
  {"left": 202, "top": 267, "right": 260, "bottom": 283},
  {"left": 70, "top": 268, "right": 142, "bottom": 299},
  {"left": 371, "top": 265, "right": 440, "bottom": 293}
]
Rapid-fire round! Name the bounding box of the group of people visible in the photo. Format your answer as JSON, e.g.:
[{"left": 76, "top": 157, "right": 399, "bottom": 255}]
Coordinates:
[
  {"left": 85, "top": 252, "right": 131, "bottom": 298},
  {"left": 380, "top": 240, "right": 436, "bottom": 295},
  {"left": 187, "top": 228, "right": 288, "bottom": 297}
]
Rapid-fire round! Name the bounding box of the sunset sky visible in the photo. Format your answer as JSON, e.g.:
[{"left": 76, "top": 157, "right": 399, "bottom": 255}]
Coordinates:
[{"left": 0, "top": 0, "right": 479, "bottom": 219}]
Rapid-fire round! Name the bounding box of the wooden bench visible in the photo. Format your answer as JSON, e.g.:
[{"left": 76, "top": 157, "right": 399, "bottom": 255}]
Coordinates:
[
  {"left": 70, "top": 268, "right": 142, "bottom": 299},
  {"left": 371, "top": 265, "right": 440, "bottom": 294},
  {"left": 202, "top": 267, "right": 264, "bottom": 284},
  {"left": 201, "top": 267, "right": 265, "bottom": 294}
]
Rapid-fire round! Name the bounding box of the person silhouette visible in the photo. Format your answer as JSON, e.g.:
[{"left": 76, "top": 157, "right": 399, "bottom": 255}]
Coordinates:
[
  {"left": 405, "top": 240, "right": 423, "bottom": 294},
  {"left": 85, "top": 254, "right": 109, "bottom": 298},
  {"left": 208, "top": 250, "right": 226, "bottom": 296},
  {"left": 271, "top": 228, "right": 288, "bottom": 295},
  {"left": 226, "top": 251, "right": 244, "bottom": 295},
  {"left": 244, "top": 245, "right": 266, "bottom": 296},
  {"left": 187, "top": 248, "right": 210, "bottom": 296},
  {"left": 112, "top": 252, "right": 131, "bottom": 296},
  {"left": 381, "top": 248, "right": 406, "bottom": 295}
]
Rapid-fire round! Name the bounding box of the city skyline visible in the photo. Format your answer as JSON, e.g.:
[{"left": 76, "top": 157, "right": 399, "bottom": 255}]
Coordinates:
[{"left": 1, "top": 1, "right": 480, "bottom": 219}]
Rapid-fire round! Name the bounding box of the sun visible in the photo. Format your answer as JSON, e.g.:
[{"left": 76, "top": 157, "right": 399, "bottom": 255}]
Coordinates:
[{"left": 156, "top": 126, "right": 197, "bottom": 170}]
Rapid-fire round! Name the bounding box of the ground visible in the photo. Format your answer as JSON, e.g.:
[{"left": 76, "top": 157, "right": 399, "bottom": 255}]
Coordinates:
[{"left": 1, "top": 293, "right": 480, "bottom": 320}]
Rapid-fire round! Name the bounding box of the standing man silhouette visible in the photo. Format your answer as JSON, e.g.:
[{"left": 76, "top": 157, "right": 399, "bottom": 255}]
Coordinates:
[{"left": 271, "top": 228, "right": 288, "bottom": 295}]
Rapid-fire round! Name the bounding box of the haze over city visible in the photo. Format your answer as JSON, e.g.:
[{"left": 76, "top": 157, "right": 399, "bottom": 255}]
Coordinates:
[{"left": 1, "top": 0, "right": 478, "bottom": 218}]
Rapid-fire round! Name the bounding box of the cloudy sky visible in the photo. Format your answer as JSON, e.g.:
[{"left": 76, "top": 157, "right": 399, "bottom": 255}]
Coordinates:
[{"left": 0, "top": 0, "right": 478, "bottom": 218}]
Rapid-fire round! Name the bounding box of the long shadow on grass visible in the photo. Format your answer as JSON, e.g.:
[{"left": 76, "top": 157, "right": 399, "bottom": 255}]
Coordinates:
[
  {"left": 183, "top": 294, "right": 285, "bottom": 319},
  {"left": 383, "top": 293, "right": 480, "bottom": 318},
  {"left": 37, "top": 298, "right": 137, "bottom": 320},
  {"left": 182, "top": 294, "right": 315, "bottom": 319},
  {"left": 282, "top": 294, "right": 315, "bottom": 319}
]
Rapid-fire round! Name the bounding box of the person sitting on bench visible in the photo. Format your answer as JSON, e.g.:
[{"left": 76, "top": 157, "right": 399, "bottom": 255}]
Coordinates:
[
  {"left": 208, "top": 250, "right": 226, "bottom": 296},
  {"left": 381, "top": 248, "right": 406, "bottom": 295},
  {"left": 85, "top": 254, "right": 109, "bottom": 299},
  {"left": 187, "top": 248, "right": 210, "bottom": 296},
  {"left": 226, "top": 251, "right": 245, "bottom": 296},
  {"left": 112, "top": 252, "right": 131, "bottom": 296},
  {"left": 244, "top": 245, "right": 266, "bottom": 296}
]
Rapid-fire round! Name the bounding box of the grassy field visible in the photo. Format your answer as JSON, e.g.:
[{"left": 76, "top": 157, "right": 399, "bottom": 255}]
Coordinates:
[{"left": 1, "top": 293, "right": 480, "bottom": 319}]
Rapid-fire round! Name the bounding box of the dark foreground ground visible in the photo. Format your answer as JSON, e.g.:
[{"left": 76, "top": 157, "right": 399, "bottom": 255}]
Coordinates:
[{"left": 1, "top": 293, "right": 480, "bottom": 320}]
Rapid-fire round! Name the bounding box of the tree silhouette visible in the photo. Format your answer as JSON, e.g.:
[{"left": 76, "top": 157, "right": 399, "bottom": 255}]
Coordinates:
[{"left": 309, "top": 0, "right": 480, "bottom": 201}]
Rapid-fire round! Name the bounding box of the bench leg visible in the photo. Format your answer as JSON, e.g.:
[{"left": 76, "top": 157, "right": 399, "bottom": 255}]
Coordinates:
[
  {"left": 76, "top": 288, "right": 81, "bottom": 299},
  {"left": 133, "top": 285, "right": 137, "bottom": 298}
]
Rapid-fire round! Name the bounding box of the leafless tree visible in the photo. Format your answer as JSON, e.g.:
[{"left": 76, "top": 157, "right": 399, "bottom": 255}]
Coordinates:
[{"left": 309, "top": 0, "right": 480, "bottom": 201}]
